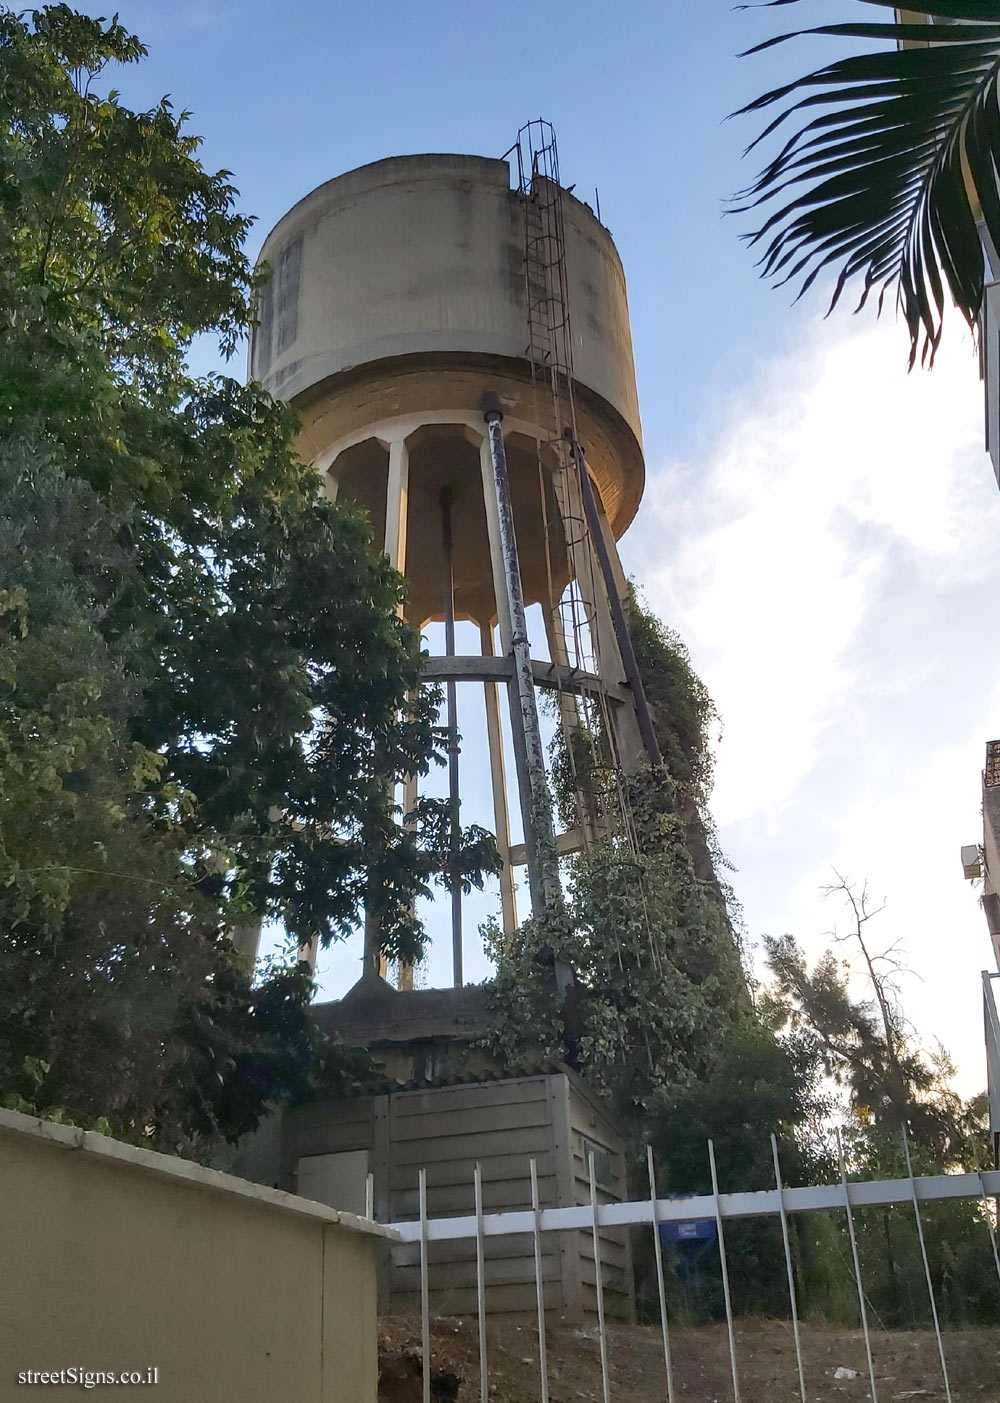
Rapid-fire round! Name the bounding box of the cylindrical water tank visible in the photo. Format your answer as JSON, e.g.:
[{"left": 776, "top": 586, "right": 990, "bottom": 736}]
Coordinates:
[{"left": 250, "top": 153, "right": 645, "bottom": 552}]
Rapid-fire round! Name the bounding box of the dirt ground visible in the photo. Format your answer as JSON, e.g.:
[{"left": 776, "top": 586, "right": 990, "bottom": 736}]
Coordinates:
[{"left": 378, "top": 1315, "right": 1000, "bottom": 1402}]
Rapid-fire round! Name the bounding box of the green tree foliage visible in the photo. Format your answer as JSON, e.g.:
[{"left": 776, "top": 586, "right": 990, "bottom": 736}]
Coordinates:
[
  {"left": 734, "top": 2, "right": 1000, "bottom": 364},
  {"left": 757, "top": 931, "right": 996, "bottom": 1327},
  {"left": 485, "top": 819, "right": 751, "bottom": 1121},
  {"left": 0, "top": 6, "right": 496, "bottom": 1152},
  {"left": 762, "top": 931, "right": 987, "bottom": 1166},
  {"left": 649, "top": 1024, "right": 828, "bottom": 1198},
  {"left": 638, "top": 929, "right": 996, "bottom": 1328},
  {"left": 645, "top": 1024, "right": 833, "bottom": 1322}
]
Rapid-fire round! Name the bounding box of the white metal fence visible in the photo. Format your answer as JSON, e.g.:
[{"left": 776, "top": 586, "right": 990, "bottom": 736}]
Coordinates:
[{"left": 368, "top": 1137, "right": 1000, "bottom": 1403}]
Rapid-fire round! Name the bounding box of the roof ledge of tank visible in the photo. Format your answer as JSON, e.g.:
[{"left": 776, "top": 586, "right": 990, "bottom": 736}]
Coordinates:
[
  {"left": 260, "top": 154, "right": 510, "bottom": 240},
  {"left": 257, "top": 151, "right": 622, "bottom": 265}
]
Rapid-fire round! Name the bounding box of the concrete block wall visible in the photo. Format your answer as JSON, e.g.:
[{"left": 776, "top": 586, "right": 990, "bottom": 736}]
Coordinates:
[{"left": 0, "top": 1108, "right": 394, "bottom": 1402}]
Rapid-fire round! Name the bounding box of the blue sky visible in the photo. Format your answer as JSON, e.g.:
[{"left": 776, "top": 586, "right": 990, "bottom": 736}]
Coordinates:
[
  {"left": 84, "top": 0, "right": 862, "bottom": 457},
  {"left": 75, "top": 1, "right": 1000, "bottom": 1090}
]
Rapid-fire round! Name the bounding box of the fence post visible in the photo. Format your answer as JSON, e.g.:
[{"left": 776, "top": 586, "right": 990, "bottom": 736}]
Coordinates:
[
  {"left": 419, "top": 1167, "right": 431, "bottom": 1403},
  {"left": 646, "top": 1144, "right": 675, "bottom": 1403},
  {"left": 707, "top": 1139, "right": 741, "bottom": 1403},
  {"left": 588, "top": 1151, "right": 611, "bottom": 1403},
  {"left": 836, "top": 1129, "right": 878, "bottom": 1403},
  {"left": 771, "top": 1134, "right": 807, "bottom": 1403},
  {"left": 474, "top": 1162, "right": 488, "bottom": 1403},
  {"left": 530, "top": 1158, "right": 550, "bottom": 1403},
  {"left": 900, "top": 1125, "right": 952, "bottom": 1403}
]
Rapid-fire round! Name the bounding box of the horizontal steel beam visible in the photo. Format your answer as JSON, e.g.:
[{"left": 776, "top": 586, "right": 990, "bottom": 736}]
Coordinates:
[
  {"left": 421, "top": 655, "right": 629, "bottom": 706},
  {"left": 390, "top": 1168, "right": 1000, "bottom": 1242},
  {"left": 508, "top": 827, "right": 586, "bottom": 868},
  {"left": 422, "top": 655, "right": 510, "bottom": 686}
]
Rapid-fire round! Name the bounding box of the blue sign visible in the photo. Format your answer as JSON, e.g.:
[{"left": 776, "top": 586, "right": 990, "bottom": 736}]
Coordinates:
[{"left": 659, "top": 1217, "right": 717, "bottom": 1244}]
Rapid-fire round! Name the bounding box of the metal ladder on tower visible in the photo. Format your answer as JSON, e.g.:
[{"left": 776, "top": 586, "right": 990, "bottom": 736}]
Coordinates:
[{"left": 505, "top": 121, "right": 632, "bottom": 854}]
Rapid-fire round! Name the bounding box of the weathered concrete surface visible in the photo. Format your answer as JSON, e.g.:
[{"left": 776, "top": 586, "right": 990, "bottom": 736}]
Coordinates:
[
  {"left": 0, "top": 1107, "right": 393, "bottom": 1403},
  {"left": 251, "top": 154, "right": 640, "bottom": 443},
  {"left": 249, "top": 154, "right": 644, "bottom": 540},
  {"left": 312, "top": 982, "right": 495, "bottom": 1087}
]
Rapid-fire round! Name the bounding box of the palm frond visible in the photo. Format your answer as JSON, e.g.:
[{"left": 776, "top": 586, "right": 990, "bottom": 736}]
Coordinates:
[
  {"left": 732, "top": 9, "right": 1000, "bottom": 364},
  {"left": 743, "top": 2, "right": 1000, "bottom": 18}
]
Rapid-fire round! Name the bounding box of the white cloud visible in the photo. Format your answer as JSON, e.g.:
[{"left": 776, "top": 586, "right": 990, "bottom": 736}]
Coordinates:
[{"left": 624, "top": 310, "right": 1000, "bottom": 1091}]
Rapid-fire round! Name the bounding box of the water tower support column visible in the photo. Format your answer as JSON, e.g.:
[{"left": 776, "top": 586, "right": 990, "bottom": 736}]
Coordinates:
[
  {"left": 440, "top": 488, "right": 463, "bottom": 987},
  {"left": 384, "top": 436, "right": 409, "bottom": 574},
  {"left": 362, "top": 434, "right": 411, "bottom": 983},
  {"left": 571, "top": 440, "right": 662, "bottom": 770}
]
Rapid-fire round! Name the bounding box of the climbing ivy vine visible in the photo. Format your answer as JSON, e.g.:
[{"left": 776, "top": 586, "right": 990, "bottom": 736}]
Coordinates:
[{"left": 485, "top": 596, "right": 752, "bottom": 1128}]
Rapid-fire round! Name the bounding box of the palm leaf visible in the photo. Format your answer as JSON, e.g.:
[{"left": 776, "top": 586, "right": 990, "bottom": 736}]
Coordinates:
[
  {"left": 746, "top": 2, "right": 1000, "bottom": 19},
  {"left": 732, "top": 5, "right": 1000, "bottom": 364}
]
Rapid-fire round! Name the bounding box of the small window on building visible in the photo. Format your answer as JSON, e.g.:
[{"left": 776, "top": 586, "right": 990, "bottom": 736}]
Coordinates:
[{"left": 577, "top": 1133, "right": 613, "bottom": 1188}]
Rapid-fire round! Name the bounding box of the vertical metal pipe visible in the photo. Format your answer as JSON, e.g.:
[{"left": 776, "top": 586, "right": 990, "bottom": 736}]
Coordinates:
[
  {"left": 419, "top": 1167, "right": 431, "bottom": 1403},
  {"left": 978, "top": 1170, "right": 1000, "bottom": 1291},
  {"left": 297, "top": 930, "right": 319, "bottom": 972},
  {"left": 708, "top": 1139, "right": 741, "bottom": 1403},
  {"left": 232, "top": 914, "right": 263, "bottom": 970},
  {"left": 362, "top": 903, "right": 381, "bottom": 981},
  {"left": 836, "top": 1130, "right": 878, "bottom": 1403},
  {"left": 397, "top": 770, "right": 420, "bottom": 991},
  {"left": 481, "top": 394, "right": 560, "bottom": 914},
  {"left": 366, "top": 1170, "right": 375, "bottom": 1222},
  {"left": 901, "top": 1125, "right": 952, "bottom": 1403},
  {"left": 588, "top": 1151, "right": 611, "bottom": 1403},
  {"left": 474, "top": 1162, "right": 488, "bottom": 1403},
  {"left": 771, "top": 1135, "right": 807, "bottom": 1403},
  {"left": 570, "top": 438, "right": 662, "bottom": 769},
  {"left": 440, "top": 488, "right": 463, "bottom": 987},
  {"left": 646, "top": 1144, "right": 676, "bottom": 1403},
  {"left": 480, "top": 622, "right": 518, "bottom": 937},
  {"left": 479, "top": 436, "right": 514, "bottom": 654},
  {"left": 530, "top": 1158, "right": 550, "bottom": 1403}
]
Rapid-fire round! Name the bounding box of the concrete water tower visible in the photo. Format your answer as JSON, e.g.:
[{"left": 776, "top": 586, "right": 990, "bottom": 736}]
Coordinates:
[
  {"left": 249, "top": 127, "right": 660, "bottom": 997},
  {"left": 240, "top": 126, "right": 659, "bottom": 1318}
]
